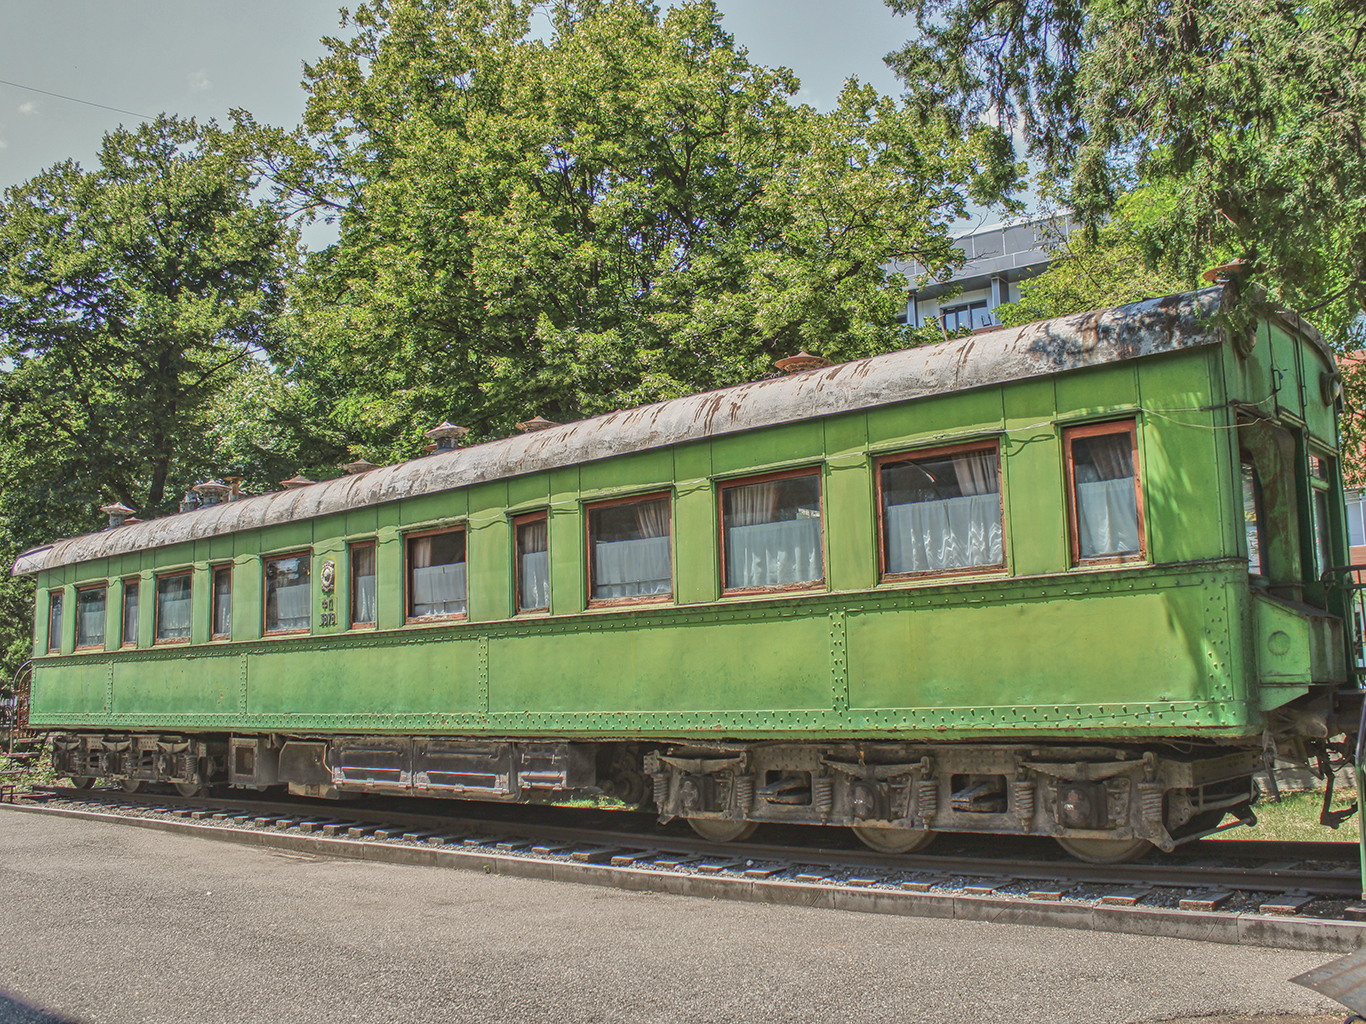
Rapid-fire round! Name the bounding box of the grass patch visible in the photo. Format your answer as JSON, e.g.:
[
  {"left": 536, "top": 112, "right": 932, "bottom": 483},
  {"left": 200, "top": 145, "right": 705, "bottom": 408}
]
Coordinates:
[{"left": 1211, "top": 788, "right": 1362, "bottom": 843}]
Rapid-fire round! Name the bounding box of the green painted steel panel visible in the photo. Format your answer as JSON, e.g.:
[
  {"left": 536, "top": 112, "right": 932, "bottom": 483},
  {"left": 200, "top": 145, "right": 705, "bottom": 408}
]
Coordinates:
[
  {"left": 112, "top": 654, "right": 236, "bottom": 715},
  {"left": 467, "top": 482, "right": 511, "bottom": 622},
  {"left": 1001, "top": 379, "right": 1066, "bottom": 576},
  {"left": 376, "top": 531, "right": 404, "bottom": 630},
  {"left": 711, "top": 420, "right": 822, "bottom": 476},
  {"left": 1054, "top": 363, "right": 1138, "bottom": 420},
  {"left": 579, "top": 448, "right": 674, "bottom": 495},
  {"left": 32, "top": 657, "right": 106, "bottom": 715},
  {"left": 847, "top": 586, "right": 1211, "bottom": 712},
  {"left": 486, "top": 614, "right": 835, "bottom": 714},
  {"left": 674, "top": 476, "right": 718, "bottom": 605},
  {"left": 826, "top": 456, "right": 875, "bottom": 592},
  {"left": 549, "top": 502, "right": 585, "bottom": 615},
  {"left": 865, "top": 388, "right": 1003, "bottom": 450},
  {"left": 245, "top": 637, "right": 481, "bottom": 716}
]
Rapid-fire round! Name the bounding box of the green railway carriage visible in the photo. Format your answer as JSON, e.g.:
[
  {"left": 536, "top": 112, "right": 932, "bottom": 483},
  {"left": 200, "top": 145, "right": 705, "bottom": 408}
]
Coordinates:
[{"left": 12, "top": 286, "right": 1359, "bottom": 862}]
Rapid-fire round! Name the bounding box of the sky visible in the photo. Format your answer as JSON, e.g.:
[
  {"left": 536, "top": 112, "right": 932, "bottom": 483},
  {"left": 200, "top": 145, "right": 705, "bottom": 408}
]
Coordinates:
[{"left": 0, "top": 0, "right": 993, "bottom": 244}]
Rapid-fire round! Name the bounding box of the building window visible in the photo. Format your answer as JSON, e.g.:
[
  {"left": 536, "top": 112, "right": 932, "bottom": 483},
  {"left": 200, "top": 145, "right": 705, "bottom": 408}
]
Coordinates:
[
  {"left": 211, "top": 566, "right": 232, "bottom": 639},
  {"left": 155, "top": 573, "right": 193, "bottom": 643},
  {"left": 122, "top": 580, "right": 139, "bottom": 646},
  {"left": 515, "top": 512, "right": 550, "bottom": 612},
  {"left": 720, "top": 470, "right": 824, "bottom": 593},
  {"left": 1064, "top": 420, "right": 1144, "bottom": 564},
  {"left": 878, "top": 443, "right": 1004, "bottom": 578},
  {"left": 264, "top": 554, "right": 311, "bottom": 634},
  {"left": 587, "top": 494, "right": 672, "bottom": 604},
  {"left": 406, "top": 529, "right": 466, "bottom": 620},
  {"left": 75, "top": 585, "right": 106, "bottom": 649},
  {"left": 351, "top": 542, "right": 377, "bottom": 627},
  {"left": 47, "top": 592, "right": 63, "bottom": 653},
  {"left": 941, "top": 301, "right": 990, "bottom": 333},
  {"left": 1241, "top": 456, "right": 1266, "bottom": 577},
  {"left": 1346, "top": 490, "right": 1365, "bottom": 549}
]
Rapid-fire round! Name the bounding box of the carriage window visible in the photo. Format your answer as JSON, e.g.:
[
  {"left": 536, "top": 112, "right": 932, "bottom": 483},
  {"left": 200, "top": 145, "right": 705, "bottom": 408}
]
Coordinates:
[
  {"left": 1310, "top": 454, "right": 1334, "bottom": 580},
  {"left": 155, "top": 573, "right": 193, "bottom": 642},
  {"left": 1242, "top": 456, "right": 1266, "bottom": 576},
  {"left": 721, "top": 471, "right": 824, "bottom": 592},
  {"left": 588, "top": 495, "right": 672, "bottom": 603},
  {"left": 47, "top": 592, "right": 63, "bottom": 652},
  {"left": 516, "top": 513, "right": 550, "bottom": 612},
  {"left": 407, "top": 530, "right": 466, "bottom": 620},
  {"left": 351, "top": 542, "right": 377, "bottom": 626},
  {"left": 879, "top": 444, "right": 1003, "bottom": 577},
  {"left": 76, "top": 586, "right": 106, "bottom": 648},
  {"left": 264, "top": 554, "right": 311, "bottom": 634},
  {"left": 1064, "top": 421, "right": 1144, "bottom": 563},
  {"left": 211, "top": 566, "right": 232, "bottom": 639},
  {"left": 122, "top": 581, "right": 139, "bottom": 646}
]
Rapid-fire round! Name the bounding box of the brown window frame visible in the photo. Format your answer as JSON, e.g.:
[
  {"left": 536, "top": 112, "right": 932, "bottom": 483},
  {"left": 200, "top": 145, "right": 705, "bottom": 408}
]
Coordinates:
[
  {"left": 717, "top": 466, "right": 827, "bottom": 597},
  {"left": 1063, "top": 419, "right": 1147, "bottom": 567},
  {"left": 262, "top": 551, "right": 312, "bottom": 637},
  {"left": 513, "top": 510, "right": 550, "bottom": 614},
  {"left": 121, "top": 578, "right": 140, "bottom": 648},
  {"left": 403, "top": 527, "right": 468, "bottom": 624},
  {"left": 585, "top": 491, "right": 674, "bottom": 608},
  {"left": 153, "top": 570, "right": 194, "bottom": 646},
  {"left": 47, "top": 590, "right": 63, "bottom": 653},
  {"left": 874, "top": 439, "right": 1007, "bottom": 582},
  {"left": 350, "top": 541, "right": 378, "bottom": 629},
  {"left": 73, "top": 583, "right": 108, "bottom": 651},
  {"left": 210, "top": 564, "right": 232, "bottom": 640}
]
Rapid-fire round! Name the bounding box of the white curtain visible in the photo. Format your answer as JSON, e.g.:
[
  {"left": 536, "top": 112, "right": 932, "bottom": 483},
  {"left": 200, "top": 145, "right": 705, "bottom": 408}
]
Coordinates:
[
  {"left": 726, "top": 517, "right": 823, "bottom": 588},
  {"left": 885, "top": 494, "right": 1003, "bottom": 573},
  {"left": 122, "top": 588, "right": 139, "bottom": 644},
  {"left": 271, "top": 582, "right": 310, "bottom": 631},
  {"left": 1074, "top": 433, "right": 1139, "bottom": 557},
  {"left": 77, "top": 595, "right": 105, "bottom": 646},
  {"left": 1076, "top": 479, "right": 1140, "bottom": 557},
  {"left": 158, "top": 581, "right": 193, "bottom": 639},
  {"left": 354, "top": 574, "right": 377, "bottom": 623},
  {"left": 519, "top": 520, "right": 549, "bottom": 610},
  {"left": 951, "top": 451, "right": 998, "bottom": 496},
  {"left": 594, "top": 536, "right": 672, "bottom": 598},
  {"left": 633, "top": 500, "right": 669, "bottom": 538},
  {"left": 212, "top": 579, "right": 231, "bottom": 635},
  {"left": 727, "top": 482, "right": 780, "bottom": 526},
  {"left": 412, "top": 563, "right": 466, "bottom": 616}
]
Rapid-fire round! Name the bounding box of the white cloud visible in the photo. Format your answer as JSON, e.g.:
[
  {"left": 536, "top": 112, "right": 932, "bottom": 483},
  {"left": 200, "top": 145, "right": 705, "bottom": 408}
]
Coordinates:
[
  {"left": 18, "top": 101, "right": 36, "bottom": 115},
  {"left": 189, "top": 71, "right": 211, "bottom": 92}
]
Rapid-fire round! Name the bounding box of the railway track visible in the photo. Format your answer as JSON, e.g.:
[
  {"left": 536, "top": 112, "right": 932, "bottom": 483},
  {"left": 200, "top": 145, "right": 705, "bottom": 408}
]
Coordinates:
[{"left": 8, "top": 783, "right": 1366, "bottom": 947}]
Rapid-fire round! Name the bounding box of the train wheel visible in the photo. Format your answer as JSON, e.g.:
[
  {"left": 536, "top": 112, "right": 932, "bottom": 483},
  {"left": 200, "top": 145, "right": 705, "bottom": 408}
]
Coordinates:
[
  {"left": 68, "top": 776, "right": 95, "bottom": 790},
  {"left": 851, "top": 826, "right": 938, "bottom": 855},
  {"left": 121, "top": 779, "right": 147, "bottom": 794},
  {"left": 1055, "top": 836, "right": 1152, "bottom": 864},
  {"left": 174, "top": 782, "right": 206, "bottom": 798},
  {"left": 687, "top": 818, "right": 757, "bottom": 843}
]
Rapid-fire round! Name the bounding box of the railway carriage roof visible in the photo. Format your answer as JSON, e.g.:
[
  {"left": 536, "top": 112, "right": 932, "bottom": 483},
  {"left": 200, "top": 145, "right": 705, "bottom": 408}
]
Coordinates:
[{"left": 11, "top": 286, "right": 1332, "bottom": 576}]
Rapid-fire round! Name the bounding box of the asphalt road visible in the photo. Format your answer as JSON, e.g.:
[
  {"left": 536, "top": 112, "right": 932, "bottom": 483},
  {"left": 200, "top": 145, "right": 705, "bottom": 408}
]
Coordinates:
[{"left": 0, "top": 810, "right": 1351, "bottom": 1024}]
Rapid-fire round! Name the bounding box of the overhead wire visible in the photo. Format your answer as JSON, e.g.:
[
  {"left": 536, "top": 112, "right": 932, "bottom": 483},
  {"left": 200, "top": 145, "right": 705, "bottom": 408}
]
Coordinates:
[{"left": 0, "top": 76, "right": 154, "bottom": 120}]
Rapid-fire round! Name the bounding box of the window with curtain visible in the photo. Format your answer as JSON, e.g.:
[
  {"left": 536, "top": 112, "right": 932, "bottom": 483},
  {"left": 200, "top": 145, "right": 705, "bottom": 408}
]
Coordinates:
[
  {"left": 880, "top": 445, "right": 1003, "bottom": 576},
  {"left": 47, "top": 593, "right": 62, "bottom": 652},
  {"left": 721, "top": 473, "right": 824, "bottom": 591},
  {"left": 155, "top": 574, "right": 193, "bottom": 641},
  {"left": 1241, "top": 457, "right": 1266, "bottom": 576},
  {"left": 589, "top": 496, "right": 672, "bottom": 602},
  {"left": 76, "top": 586, "right": 106, "bottom": 648},
  {"left": 351, "top": 543, "right": 377, "bottom": 625},
  {"left": 1067, "top": 423, "right": 1142, "bottom": 561},
  {"left": 1310, "top": 454, "right": 1334, "bottom": 581},
  {"left": 212, "top": 566, "right": 232, "bottom": 638},
  {"left": 264, "top": 554, "right": 311, "bottom": 633},
  {"left": 517, "top": 515, "right": 550, "bottom": 612},
  {"left": 122, "top": 581, "right": 139, "bottom": 646},
  {"left": 407, "top": 530, "right": 466, "bottom": 619}
]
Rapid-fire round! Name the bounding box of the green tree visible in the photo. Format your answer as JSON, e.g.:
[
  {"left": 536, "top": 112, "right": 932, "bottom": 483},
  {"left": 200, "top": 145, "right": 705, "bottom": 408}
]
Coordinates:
[
  {"left": 0, "top": 115, "right": 301, "bottom": 677},
  {"left": 885, "top": 0, "right": 1366, "bottom": 351},
  {"left": 258, "top": 0, "right": 1020, "bottom": 457}
]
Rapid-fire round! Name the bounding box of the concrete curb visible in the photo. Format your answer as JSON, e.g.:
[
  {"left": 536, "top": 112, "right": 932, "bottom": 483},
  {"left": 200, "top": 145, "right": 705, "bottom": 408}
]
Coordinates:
[{"left": 6, "top": 801, "right": 1364, "bottom": 953}]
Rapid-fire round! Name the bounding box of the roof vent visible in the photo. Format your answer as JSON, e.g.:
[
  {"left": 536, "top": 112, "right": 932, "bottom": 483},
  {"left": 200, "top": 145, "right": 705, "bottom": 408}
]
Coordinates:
[
  {"left": 193, "top": 479, "right": 231, "bottom": 507},
  {"left": 223, "top": 476, "right": 244, "bottom": 500},
  {"left": 179, "top": 490, "right": 201, "bottom": 513},
  {"left": 423, "top": 421, "right": 470, "bottom": 453},
  {"left": 341, "top": 458, "right": 379, "bottom": 475},
  {"left": 280, "top": 474, "right": 315, "bottom": 489},
  {"left": 516, "top": 415, "right": 560, "bottom": 433},
  {"left": 774, "top": 351, "right": 831, "bottom": 374},
  {"left": 100, "top": 502, "right": 136, "bottom": 529}
]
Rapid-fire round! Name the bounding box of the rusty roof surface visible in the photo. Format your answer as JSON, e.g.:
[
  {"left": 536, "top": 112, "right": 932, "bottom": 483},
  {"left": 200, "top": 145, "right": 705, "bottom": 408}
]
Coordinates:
[{"left": 13, "top": 286, "right": 1324, "bottom": 577}]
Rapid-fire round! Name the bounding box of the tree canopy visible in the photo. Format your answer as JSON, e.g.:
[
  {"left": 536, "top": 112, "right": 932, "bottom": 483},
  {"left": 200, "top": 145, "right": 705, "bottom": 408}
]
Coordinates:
[
  {"left": 886, "top": 0, "right": 1366, "bottom": 351},
  {"left": 256, "top": 0, "right": 1020, "bottom": 458}
]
